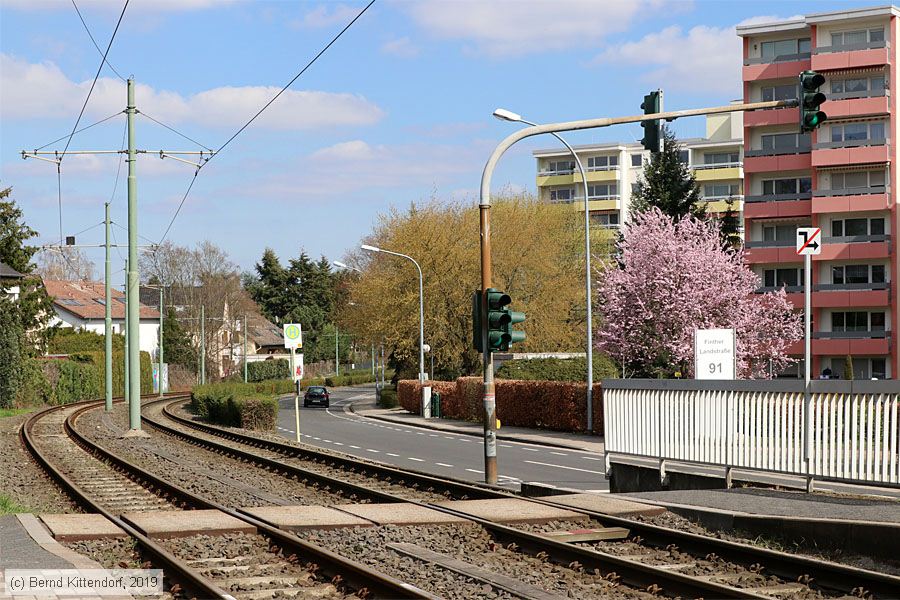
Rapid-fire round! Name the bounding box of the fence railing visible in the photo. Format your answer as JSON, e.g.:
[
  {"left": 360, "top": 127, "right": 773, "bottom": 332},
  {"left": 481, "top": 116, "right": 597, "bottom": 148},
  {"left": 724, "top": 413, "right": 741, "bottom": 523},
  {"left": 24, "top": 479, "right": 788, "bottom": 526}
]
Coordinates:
[{"left": 602, "top": 380, "right": 900, "bottom": 488}]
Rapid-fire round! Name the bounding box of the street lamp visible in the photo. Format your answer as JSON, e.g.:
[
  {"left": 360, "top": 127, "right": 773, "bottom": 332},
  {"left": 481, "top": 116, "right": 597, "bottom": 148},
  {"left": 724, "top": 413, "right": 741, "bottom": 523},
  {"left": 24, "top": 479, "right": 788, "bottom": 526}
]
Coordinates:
[
  {"left": 493, "top": 108, "right": 595, "bottom": 431},
  {"left": 332, "top": 260, "right": 360, "bottom": 272},
  {"left": 361, "top": 244, "right": 425, "bottom": 383}
]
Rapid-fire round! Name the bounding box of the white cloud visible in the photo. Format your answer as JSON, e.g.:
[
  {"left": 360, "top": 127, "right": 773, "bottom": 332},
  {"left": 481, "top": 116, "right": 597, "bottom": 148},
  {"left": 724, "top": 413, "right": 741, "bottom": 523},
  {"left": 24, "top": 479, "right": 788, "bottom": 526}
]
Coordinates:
[
  {"left": 292, "top": 3, "right": 361, "bottom": 29},
  {"left": 592, "top": 25, "right": 741, "bottom": 94},
  {"left": 402, "top": 0, "right": 666, "bottom": 58},
  {"left": 311, "top": 140, "right": 380, "bottom": 161},
  {"left": 1, "top": 54, "right": 385, "bottom": 130},
  {"left": 737, "top": 14, "right": 804, "bottom": 27},
  {"left": 381, "top": 36, "right": 420, "bottom": 58},
  {"left": 2, "top": 0, "right": 226, "bottom": 12}
]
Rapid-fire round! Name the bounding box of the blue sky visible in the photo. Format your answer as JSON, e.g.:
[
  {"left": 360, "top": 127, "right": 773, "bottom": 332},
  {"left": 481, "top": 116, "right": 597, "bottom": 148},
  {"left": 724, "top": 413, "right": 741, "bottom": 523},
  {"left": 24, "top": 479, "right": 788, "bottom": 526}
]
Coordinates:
[{"left": 0, "top": 0, "right": 876, "bottom": 283}]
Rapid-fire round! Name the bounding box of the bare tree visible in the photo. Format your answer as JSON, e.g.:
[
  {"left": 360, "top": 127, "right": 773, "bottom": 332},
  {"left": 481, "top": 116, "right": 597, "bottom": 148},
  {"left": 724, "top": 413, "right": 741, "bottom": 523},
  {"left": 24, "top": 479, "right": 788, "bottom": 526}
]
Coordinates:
[{"left": 36, "top": 247, "right": 95, "bottom": 281}]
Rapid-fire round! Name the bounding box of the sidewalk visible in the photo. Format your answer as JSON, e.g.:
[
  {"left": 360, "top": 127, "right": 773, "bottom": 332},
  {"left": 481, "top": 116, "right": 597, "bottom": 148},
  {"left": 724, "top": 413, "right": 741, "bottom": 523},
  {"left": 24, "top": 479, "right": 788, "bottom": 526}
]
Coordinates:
[{"left": 349, "top": 397, "right": 604, "bottom": 454}]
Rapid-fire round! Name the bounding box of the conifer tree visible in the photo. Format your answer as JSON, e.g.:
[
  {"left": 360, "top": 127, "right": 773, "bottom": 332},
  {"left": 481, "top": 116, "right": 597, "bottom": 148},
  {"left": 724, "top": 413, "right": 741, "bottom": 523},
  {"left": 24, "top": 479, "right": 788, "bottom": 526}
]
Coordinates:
[{"left": 630, "top": 126, "right": 706, "bottom": 221}]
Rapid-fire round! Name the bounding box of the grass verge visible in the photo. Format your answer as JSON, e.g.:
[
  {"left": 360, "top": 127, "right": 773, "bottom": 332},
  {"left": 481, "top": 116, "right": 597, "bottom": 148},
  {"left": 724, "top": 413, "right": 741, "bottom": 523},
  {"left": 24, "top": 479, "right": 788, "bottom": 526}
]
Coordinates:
[
  {"left": 0, "top": 408, "right": 34, "bottom": 419},
  {"left": 0, "top": 493, "right": 29, "bottom": 515}
]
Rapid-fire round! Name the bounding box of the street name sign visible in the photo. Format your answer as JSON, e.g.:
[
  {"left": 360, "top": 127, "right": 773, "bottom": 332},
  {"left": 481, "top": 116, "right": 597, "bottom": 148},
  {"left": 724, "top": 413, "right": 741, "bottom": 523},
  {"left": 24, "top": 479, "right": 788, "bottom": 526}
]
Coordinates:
[
  {"left": 694, "top": 328, "right": 735, "bottom": 380},
  {"left": 796, "top": 227, "right": 822, "bottom": 256},
  {"left": 283, "top": 323, "right": 303, "bottom": 349}
]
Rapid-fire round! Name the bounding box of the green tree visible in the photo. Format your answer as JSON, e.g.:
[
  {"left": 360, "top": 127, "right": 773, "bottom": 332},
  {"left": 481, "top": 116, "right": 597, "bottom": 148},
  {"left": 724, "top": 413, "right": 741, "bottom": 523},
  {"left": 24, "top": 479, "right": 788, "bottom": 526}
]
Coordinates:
[
  {"left": 630, "top": 126, "right": 705, "bottom": 221},
  {"left": 0, "top": 187, "right": 53, "bottom": 353},
  {"left": 0, "top": 296, "right": 23, "bottom": 408},
  {"left": 718, "top": 198, "right": 743, "bottom": 250},
  {"left": 162, "top": 307, "right": 196, "bottom": 371}
]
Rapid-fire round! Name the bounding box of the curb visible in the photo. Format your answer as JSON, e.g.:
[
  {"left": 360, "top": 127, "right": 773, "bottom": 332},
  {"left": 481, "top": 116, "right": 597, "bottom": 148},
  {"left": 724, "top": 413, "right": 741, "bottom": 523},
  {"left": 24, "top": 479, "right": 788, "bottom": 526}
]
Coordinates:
[{"left": 348, "top": 402, "right": 601, "bottom": 453}]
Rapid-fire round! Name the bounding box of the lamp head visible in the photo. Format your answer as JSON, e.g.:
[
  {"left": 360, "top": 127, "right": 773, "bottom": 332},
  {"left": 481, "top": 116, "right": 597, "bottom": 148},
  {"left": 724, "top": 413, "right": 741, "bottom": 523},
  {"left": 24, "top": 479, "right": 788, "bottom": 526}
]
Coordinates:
[
  {"left": 493, "top": 108, "right": 522, "bottom": 122},
  {"left": 360, "top": 244, "right": 381, "bottom": 253},
  {"left": 333, "top": 260, "right": 348, "bottom": 269}
]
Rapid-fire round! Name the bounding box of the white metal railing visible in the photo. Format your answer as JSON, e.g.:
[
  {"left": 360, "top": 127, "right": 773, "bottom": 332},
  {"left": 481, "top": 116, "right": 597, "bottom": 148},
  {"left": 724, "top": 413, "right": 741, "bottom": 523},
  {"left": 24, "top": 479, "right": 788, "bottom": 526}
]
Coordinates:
[{"left": 602, "top": 380, "right": 900, "bottom": 487}]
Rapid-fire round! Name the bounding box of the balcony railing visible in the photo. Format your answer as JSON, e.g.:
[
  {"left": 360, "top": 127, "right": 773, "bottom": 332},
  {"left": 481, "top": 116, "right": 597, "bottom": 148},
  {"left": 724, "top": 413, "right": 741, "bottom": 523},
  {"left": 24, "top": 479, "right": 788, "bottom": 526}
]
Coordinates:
[
  {"left": 539, "top": 168, "right": 575, "bottom": 176},
  {"left": 813, "top": 39, "right": 887, "bottom": 54},
  {"left": 812, "top": 186, "right": 886, "bottom": 197},
  {"left": 691, "top": 162, "right": 742, "bottom": 170},
  {"left": 702, "top": 194, "right": 744, "bottom": 202},
  {"left": 575, "top": 195, "right": 622, "bottom": 202},
  {"left": 744, "top": 52, "right": 811, "bottom": 65},
  {"left": 586, "top": 165, "right": 619, "bottom": 172},
  {"left": 745, "top": 141, "right": 812, "bottom": 157},
  {"left": 745, "top": 239, "right": 799, "bottom": 249},
  {"left": 814, "top": 137, "right": 887, "bottom": 150},
  {"left": 744, "top": 191, "right": 812, "bottom": 203},
  {"left": 757, "top": 285, "right": 804, "bottom": 293},
  {"left": 815, "top": 282, "right": 889, "bottom": 291},
  {"left": 828, "top": 88, "right": 887, "bottom": 101},
  {"left": 813, "top": 330, "right": 890, "bottom": 339},
  {"left": 822, "top": 234, "right": 890, "bottom": 244}
]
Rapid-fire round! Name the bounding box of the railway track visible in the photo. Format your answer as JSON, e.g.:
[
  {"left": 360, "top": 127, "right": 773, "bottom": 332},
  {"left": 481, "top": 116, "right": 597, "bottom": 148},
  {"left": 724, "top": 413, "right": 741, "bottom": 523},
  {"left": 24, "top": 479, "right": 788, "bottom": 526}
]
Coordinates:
[
  {"left": 144, "top": 396, "right": 900, "bottom": 599},
  {"left": 22, "top": 396, "right": 434, "bottom": 600}
]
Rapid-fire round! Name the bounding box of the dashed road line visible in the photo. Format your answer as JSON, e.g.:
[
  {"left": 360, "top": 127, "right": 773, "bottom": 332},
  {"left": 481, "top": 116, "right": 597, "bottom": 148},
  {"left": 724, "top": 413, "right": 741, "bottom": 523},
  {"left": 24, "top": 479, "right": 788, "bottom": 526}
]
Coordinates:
[
  {"left": 408, "top": 457, "right": 424, "bottom": 462},
  {"left": 366, "top": 448, "right": 380, "bottom": 453},
  {"left": 550, "top": 451, "right": 568, "bottom": 456},
  {"left": 349, "top": 445, "right": 361, "bottom": 449},
  {"left": 465, "top": 468, "right": 484, "bottom": 474},
  {"left": 386, "top": 452, "right": 400, "bottom": 457},
  {"left": 435, "top": 462, "right": 454, "bottom": 468}
]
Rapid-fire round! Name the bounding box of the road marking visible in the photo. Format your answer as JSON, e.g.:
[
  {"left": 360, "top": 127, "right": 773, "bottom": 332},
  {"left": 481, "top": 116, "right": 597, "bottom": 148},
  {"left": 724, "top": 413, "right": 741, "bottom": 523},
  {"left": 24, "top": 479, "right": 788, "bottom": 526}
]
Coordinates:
[
  {"left": 435, "top": 462, "right": 454, "bottom": 468},
  {"left": 499, "top": 444, "right": 513, "bottom": 448},
  {"left": 386, "top": 452, "right": 400, "bottom": 457},
  {"left": 523, "top": 447, "right": 538, "bottom": 452},
  {"left": 333, "top": 442, "right": 344, "bottom": 446},
  {"left": 366, "top": 448, "right": 380, "bottom": 453},
  {"left": 323, "top": 439, "right": 332, "bottom": 443},
  {"left": 582, "top": 456, "right": 603, "bottom": 461},
  {"left": 416, "top": 432, "right": 425, "bottom": 435},
  {"left": 523, "top": 460, "right": 606, "bottom": 475},
  {"left": 312, "top": 437, "right": 321, "bottom": 440},
  {"left": 465, "top": 468, "right": 484, "bottom": 474},
  {"left": 428, "top": 434, "right": 438, "bottom": 437},
  {"left": 550, "top": 451, "right": 568, "bottom": 456},
  {"left": 408, "top": 457, "right": 424, "bottom": 462},
  {"left": 349, "top": 445, "right": 361, "bottom": 449}
]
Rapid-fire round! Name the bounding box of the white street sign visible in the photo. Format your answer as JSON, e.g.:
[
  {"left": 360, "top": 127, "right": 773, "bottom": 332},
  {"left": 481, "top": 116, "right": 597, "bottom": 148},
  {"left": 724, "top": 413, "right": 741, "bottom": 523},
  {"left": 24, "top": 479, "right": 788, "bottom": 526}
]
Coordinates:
[
  {"left": 796, "top": 227, "right": 822, "bottom": 256},
  {"left": 283, "top": 323, "right": 303, "bottom": 349},
  {"left": 695, "top": 328, "right": 735, "bottom": 380},
  {"left": 293, "top": 353, "right": 304, "bottom": 382}
]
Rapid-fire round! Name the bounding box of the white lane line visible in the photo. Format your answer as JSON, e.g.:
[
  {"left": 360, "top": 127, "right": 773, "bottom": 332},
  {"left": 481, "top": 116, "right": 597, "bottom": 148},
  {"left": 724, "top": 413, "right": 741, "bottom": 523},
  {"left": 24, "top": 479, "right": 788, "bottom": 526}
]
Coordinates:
[
  {"left": 366, "top": 448, "right": 380, "bottom": 453},
  {"left": 465, "top": 468, "right": 484, "bottom": 474},
  {"left": 312, "top": 437, "right": 321, "bottom": 440},
  {"left": 349, "top": 445, "right": 361, "bottom": 449},
  {"left": 523, "top": 460, "right": 606, "bottom": 475},
  {"left": 386, "top": 453, "right": 400, "bottom": 457},
  {"left": 323, "top": 439, "right": 332, "bottom": 443},
  {"left": 416, "top": 432, "right": 425, "bottom": 435},
  {"left": 582, "top": 456, "right": 603, "bottom": 461},
  {"left": 408, "top": 457, "right": 424, "bottom": 462},
  {"left": 428, "top": 434, "right": 438, "bottom": 437},
  {"left": 435, "top": 462, "right": 454, "bottom": 468},
  {"left": 550, "top": 451, "right": 568, "bottom": 456},
  {"left": 333, "top": 442, "right": 344, "bottom": 446},
  {"left": 523, "top": 447, "right": 538, "bottom": 452},
  {"left": 499, "top": 444, "right": 513, "bottom": 448}
]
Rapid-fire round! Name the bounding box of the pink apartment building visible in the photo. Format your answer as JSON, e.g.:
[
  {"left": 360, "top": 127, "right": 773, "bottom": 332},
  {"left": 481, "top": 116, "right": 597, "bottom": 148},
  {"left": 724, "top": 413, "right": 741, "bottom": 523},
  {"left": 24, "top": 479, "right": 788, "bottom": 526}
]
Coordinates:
[{"left": 738, "top": 5, "right": 899, "bottom": 380}]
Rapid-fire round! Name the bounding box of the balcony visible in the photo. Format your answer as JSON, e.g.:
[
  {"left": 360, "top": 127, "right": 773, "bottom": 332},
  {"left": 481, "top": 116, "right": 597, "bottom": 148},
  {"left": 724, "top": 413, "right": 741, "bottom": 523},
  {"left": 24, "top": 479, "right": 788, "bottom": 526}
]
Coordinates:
[
  {"left": 816, "top": 234, "right": 891, "bottom": 261},
  {"left": 745, "top": 107, "right": 798, "bottom": 128},
  {"left": 704, "top": 196, "right": 743, "bottom": 214},
  {"left": 811, "top": 330, "right": 891, "bottom": 356},
  {"left": 823, "top": 92, "right": 888, "bottom": 120},
  {"left": 813, "top": 281, "right": 890, "bottom": 308},
  {"left": 811, "top": 40, "right": 889, "bottom": 70},
  {"left": 812, "top": 138, "right": 889, "bottom": 167},
  {"left": 743, "top": 54, "right": 811, "bottom": 82},
  {"left": 744, "top": 141, "right": 812, "bottom": 172},
  {"left": 536, "top": 169, "right": 618, "bottom": 187},
  {"left": 811, "top": 186, "right": 889, "bottom": 213},
  {"left": 692, "top": 165, "right": 742, "bottom": 182},
  {"left": 572, "top": 196, "right": 621, "bottom": 213},
  {"left": 743, "top": 191, "right": 811, "bottom": 219},
  {"left": 744, "top": 239, "right": 801, "bottom": 263}
]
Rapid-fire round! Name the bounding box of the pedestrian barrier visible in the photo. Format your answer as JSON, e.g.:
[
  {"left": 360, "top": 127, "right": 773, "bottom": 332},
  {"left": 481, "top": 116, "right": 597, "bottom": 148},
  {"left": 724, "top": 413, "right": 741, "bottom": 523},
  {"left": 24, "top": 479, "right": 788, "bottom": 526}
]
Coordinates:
[{"left": 602, "top": 380, "right": 900, "bottom": 488}]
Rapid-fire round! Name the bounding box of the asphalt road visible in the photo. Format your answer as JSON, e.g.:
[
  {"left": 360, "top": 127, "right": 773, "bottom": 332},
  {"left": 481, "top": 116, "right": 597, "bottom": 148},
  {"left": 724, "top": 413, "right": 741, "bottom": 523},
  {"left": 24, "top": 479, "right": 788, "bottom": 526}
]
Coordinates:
[{"left": 276, "top": 385, "right": 609, "bottom": 492}]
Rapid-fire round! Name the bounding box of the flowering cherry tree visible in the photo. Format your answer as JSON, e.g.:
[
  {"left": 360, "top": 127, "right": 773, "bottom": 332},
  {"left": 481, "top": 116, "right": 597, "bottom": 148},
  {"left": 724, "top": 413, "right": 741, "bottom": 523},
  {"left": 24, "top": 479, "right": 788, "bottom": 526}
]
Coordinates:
[{"left": 595, "top": 208, "right": 802, "bottom": 378}]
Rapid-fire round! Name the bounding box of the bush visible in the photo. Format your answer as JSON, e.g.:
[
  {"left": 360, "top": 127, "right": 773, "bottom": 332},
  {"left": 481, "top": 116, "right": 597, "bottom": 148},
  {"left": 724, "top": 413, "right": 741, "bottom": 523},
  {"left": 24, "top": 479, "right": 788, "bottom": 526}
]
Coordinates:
[
  {"left": 49, "top": 328, "right": 123, "bottom": 354},
  {"left": 378, "top": 386, "right": 398, "bottom": 408},
  {"left": 240, "top": 397, "right": 278, "bottom": 429},
  {"left": 324, "top": 372, "right": 379, "bottom": 387},
  {"left": 247, "top": 359, "right": 290, "bottom": 382},
  {"left": 496, "top": 355, "right": 618, "bottom": 382},
  {"left": 190, "top": 380, "right": 292, "bottom": 430}
]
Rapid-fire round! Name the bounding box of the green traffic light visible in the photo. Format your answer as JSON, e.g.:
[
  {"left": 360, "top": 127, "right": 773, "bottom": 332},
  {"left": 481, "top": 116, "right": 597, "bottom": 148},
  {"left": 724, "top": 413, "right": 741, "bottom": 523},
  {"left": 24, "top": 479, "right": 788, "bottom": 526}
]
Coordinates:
[{"left": 798, "top": 70, "right": 826, "bottom": 133}]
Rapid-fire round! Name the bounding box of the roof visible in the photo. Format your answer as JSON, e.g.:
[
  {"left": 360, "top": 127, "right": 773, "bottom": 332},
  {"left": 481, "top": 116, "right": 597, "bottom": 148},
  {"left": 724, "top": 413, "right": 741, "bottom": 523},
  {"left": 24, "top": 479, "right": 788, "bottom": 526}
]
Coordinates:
[
  {"left": 245, "top": 313, "right": 285, "bottom": 348},
  {"left": 736, "top": 5, "right": 900, "bottom": 36},
  {"left": 0, "top": 261, "right": 24, "bottom": 279},
  {"left": 533, "top": 137, "right": 741, "bottom": 158},
  {"left": 44, "top": 280, "right": 160, "bottom": 321}
]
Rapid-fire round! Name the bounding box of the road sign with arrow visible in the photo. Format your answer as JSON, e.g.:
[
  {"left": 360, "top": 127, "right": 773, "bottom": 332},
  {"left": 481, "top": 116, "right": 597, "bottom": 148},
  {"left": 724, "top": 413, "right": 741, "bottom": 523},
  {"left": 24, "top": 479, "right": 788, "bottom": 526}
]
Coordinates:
[{"left": 796, "top": 227, "right": 822, "bottom": 256}]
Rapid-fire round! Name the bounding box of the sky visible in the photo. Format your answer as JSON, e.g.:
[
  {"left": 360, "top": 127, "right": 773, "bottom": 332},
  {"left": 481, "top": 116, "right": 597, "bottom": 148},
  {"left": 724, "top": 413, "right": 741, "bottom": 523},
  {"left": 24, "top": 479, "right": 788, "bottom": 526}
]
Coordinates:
[{"left": 0, "top": 0, "right": 878, "bottom": 284}]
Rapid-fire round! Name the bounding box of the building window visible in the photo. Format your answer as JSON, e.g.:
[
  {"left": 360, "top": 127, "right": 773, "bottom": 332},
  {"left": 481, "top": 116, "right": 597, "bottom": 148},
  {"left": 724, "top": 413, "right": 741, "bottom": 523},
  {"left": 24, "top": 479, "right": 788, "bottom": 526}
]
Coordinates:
[
  {"left": 831, "top": 170, "right": 886, "bottom": 190},
  {"left": 830, "top": 121, "right": 885, "bottom": 143},
  {"left": 762, "top": 177, "right": 812, "bottom": 195},
  {"left": 587, "top": 155, "right": 618, "bottom": 170},
  {"left": 761, "top": 84, "right": 798, "bottom": 102},
  {"left": 761, "top": 38, "right": 810, "bottom": 60},
  {"left": 631, "top": 154, "right": 643, "bottom": 167},
  {"left": 550, "top": 188, "right": 575, "bottom": 203},
  {"left": 761, "top": 132, "right": 809, "bottom": 151},
  {"left": 763, "top": 268, "right": 801, "bottom": 288},
  {"left": 59, "top": 298, "right": 84, "bottom": 306},
  {"left": 702, "top": 152, "right": 740, "bottom": 165},
  {"left": 831, "top": 217, "right": 885, "bottom": 237},
  {"left": 830, "top": 75, "right": 885, "bottom": 95},
  {"left": 591, "top": 212, "right": 620, "bottom": 227},
  {"left": 678, "top": 150, "right": 689, "bottom": 163},
  {"left": 832, "top": 311, "right": 884, "bottom": 332},
  {"left": 704, "top": 183, "right": 741, "bottom": 198},
  {"left": 832, "top": 264, "right": 886, "bottom": 285},
  {"left": 872, "top": 358, "right": 887, "bottom": 379},
  {"left": 831, "top": 28, "right": 884, "bottom": 47},
  {"left": 588, "top": 183, "right": 618, "bottom": 198},
  {"left": 545, "top": 160, "right": 575, "bottom": 174},
  {"left": 763, "top": 224, "right": 797, "bottom": 242}
]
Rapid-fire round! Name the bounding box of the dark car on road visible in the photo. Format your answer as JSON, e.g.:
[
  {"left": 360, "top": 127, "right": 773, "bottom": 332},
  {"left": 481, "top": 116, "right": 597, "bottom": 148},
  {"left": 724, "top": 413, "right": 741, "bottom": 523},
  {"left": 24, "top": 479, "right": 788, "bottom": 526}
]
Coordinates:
[{"left": 303, "top": 386, "right": 330, "bottom": 408}]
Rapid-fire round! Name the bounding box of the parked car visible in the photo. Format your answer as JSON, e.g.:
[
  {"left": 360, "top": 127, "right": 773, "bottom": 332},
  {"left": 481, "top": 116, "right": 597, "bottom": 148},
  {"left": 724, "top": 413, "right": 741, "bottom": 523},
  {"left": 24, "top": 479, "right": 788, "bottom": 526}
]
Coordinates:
[{"left": 303, "top": 386, "right": 330, "bottom": 408}]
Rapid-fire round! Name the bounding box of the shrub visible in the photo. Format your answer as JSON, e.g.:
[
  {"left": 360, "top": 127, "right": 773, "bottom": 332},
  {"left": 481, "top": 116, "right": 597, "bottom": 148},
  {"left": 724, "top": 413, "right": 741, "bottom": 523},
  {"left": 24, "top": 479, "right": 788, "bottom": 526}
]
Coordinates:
[
  {"left": 496, "top": 355, "right": 618, "bottom": 382},
  {"left": 378, "top": 387, "right": 398, "bottom": 408},
  {"left": 49, "top": 328, "right": 123, "bottom": 354},
  {"left": 190, "top": 380, "right": 291, "bottom": 430},
  {"left": 247, "top": 359, "right": 290, "bottom": 382},
  {"left": 240, "top": 397, "right": 278, "bottom": 429}
]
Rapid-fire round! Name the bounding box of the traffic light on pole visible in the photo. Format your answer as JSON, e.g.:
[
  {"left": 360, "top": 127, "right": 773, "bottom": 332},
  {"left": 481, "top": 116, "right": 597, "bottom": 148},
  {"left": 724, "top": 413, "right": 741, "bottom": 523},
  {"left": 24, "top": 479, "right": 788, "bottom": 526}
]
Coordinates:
[
  {"left": 472, "top": 288, "right": 526, "bottom": 353},
  {"left": 799, "top": 70, "right": 827, "bottom": 133},
  {"left": 640, "top": 90, "right": 662, "bottom": 153}
]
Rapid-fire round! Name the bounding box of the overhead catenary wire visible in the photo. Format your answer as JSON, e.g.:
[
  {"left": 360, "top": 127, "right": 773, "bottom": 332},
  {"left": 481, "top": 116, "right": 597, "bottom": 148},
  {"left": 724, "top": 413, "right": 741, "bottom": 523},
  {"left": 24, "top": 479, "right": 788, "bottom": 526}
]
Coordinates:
[
  {"left": 137, "top": 111, "right": 213, "bottom": 152},
  {"left": 32, "top": 111, "right": 123, "bottom": 152},
  {"left": 59, "top": 0, "right": 129, "bottom": 161},
  {"left": 71, "top": 0, "right": 126, "bottom": 82},
  {"left": 156, "top": 171, "right": 198, "bottom": 246},
  {"left": 108, "top": 119, "right": 128, "bottom": 206}
]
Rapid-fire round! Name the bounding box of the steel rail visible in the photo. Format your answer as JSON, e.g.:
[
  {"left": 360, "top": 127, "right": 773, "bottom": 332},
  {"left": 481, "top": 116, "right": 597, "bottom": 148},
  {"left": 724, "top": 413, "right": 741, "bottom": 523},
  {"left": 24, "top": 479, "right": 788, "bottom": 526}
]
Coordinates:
[
  {"left": 157, "top": 397, "right": 900, "bottom": 598},
  {"left": 22, "top": 396, "right": 233, "bottom": 600},
  {"left": 149, "top": 399, "right": 768, "bottom": 598},
  {"left": 61, "top": 398, "right": 437, "bottom": 599}
]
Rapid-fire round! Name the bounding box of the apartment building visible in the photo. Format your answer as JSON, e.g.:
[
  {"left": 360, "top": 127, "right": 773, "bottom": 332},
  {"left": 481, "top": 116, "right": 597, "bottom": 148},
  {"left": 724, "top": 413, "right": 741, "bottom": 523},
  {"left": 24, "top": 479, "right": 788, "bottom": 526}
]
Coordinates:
[
  {"left": 533, "top": 112, "right": 744, "bottom": 229},
  {"left": 738, "top": 5, "right": 898, "bottom": 380}
]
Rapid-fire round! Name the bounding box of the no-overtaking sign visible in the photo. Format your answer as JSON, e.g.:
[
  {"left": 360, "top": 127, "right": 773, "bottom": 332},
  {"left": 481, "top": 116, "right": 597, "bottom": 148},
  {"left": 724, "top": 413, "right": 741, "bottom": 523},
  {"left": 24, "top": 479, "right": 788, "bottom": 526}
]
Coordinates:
[
  {"left": 796, "top": 227, "right": 822, "bottom": 256},
  {"left": 283, "top": 323, "right": 303, "bottom": 349}
]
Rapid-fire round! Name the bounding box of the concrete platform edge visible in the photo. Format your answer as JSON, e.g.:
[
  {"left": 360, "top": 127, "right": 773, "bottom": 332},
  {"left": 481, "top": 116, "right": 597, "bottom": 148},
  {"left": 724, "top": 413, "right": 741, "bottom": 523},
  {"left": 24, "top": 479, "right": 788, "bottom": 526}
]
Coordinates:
[{"left": 16, "top": 514, "right": 106, "bottom": 570}]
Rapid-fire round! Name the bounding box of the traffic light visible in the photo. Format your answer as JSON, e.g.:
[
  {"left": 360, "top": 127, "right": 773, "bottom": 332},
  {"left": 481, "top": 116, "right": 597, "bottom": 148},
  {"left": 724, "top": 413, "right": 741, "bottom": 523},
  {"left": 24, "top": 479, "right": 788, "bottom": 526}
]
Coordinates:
[
  {"left": 472, "top": 288, "right": 526, "bottom": 353},
  {"left": 799, "top": 70, "right": 827, "bottom": 133},
  {"left": 640, "top": 90, "right": 662, "bottom": 153}
]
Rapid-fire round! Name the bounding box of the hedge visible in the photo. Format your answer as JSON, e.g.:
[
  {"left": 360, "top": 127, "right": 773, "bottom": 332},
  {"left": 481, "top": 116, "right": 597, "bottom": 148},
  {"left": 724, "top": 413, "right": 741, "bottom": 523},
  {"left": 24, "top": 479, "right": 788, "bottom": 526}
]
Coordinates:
[
  {"left": 247, "top": 359, "right": 290, "bottom": 382},
  {"left": 324, "top": 372, "right": 379, "bottom": 387},
  {"left": 398, "top": 377, "right": 604, "bottom": 434},
  {"left": 35, "top": 351, "right": 153, "bottom": 406},
  {"left": 190, "top": 380, "right": 292, "bottom": 430}
]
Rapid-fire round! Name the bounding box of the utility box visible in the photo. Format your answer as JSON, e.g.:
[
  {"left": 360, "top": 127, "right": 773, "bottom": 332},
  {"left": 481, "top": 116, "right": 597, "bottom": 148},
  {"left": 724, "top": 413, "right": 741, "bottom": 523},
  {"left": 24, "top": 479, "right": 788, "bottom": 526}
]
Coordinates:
[
  {"left": 431, "top": 391, "right": 442, "bottom": 418},
  {"left": 421, "top": 386, "right": 432, "bottom": 418}
]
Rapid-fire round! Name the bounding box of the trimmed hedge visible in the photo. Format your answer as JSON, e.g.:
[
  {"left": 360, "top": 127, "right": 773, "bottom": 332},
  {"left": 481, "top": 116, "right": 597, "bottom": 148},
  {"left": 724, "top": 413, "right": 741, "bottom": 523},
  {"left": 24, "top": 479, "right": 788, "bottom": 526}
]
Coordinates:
[
  {"left": 36, "top": 351, "right": 153, "bottom": 406},
  {"left": 247, "top": 359, "right": 290, "bottom": 382},
  {"left": 190, "top": 380, "right": 292, "bottom": 430},
  {"left": 324, "top": 372, "right": 379, "bottom": 387},
  {"left": 398, "top": 377, "right": 604, "bottom": 434},
  {"left": 496, "top": 356, "right": 618, "bottom": 382}
]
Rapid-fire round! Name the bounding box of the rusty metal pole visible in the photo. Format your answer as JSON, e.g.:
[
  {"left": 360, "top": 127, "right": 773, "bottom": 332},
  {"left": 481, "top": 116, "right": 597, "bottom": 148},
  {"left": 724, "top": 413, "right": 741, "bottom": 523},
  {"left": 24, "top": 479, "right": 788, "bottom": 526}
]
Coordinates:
[{"left": 479, "top": 206, "right": 497, "bottom": 484}]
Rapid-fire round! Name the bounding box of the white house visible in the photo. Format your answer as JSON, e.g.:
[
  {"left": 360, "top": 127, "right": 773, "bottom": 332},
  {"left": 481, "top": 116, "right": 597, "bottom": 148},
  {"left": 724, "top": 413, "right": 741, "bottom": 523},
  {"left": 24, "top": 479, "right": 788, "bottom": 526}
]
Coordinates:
[
  {"left": 1, "top": 261, "right": 24, "bottom": 301},
  {"left": 44, "top": 280, "right": 160, "bottom": 355}
]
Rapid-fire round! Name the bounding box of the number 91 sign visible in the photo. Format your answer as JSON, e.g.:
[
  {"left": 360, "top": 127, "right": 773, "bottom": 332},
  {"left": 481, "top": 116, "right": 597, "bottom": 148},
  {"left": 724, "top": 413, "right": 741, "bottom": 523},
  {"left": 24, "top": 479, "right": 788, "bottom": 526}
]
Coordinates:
[{"left": 694, "top": 329, "right": 735, "bottom": 380}]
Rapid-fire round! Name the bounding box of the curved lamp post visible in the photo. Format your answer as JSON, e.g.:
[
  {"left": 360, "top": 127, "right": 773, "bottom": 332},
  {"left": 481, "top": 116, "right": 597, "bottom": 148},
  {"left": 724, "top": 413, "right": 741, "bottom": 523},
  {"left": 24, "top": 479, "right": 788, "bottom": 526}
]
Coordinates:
[
  {"left": 361, "top": 244, "right": 425, "bottom": 383},
  {"left": 494, "top": 108, "right": 595, "bottom": 431}
]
